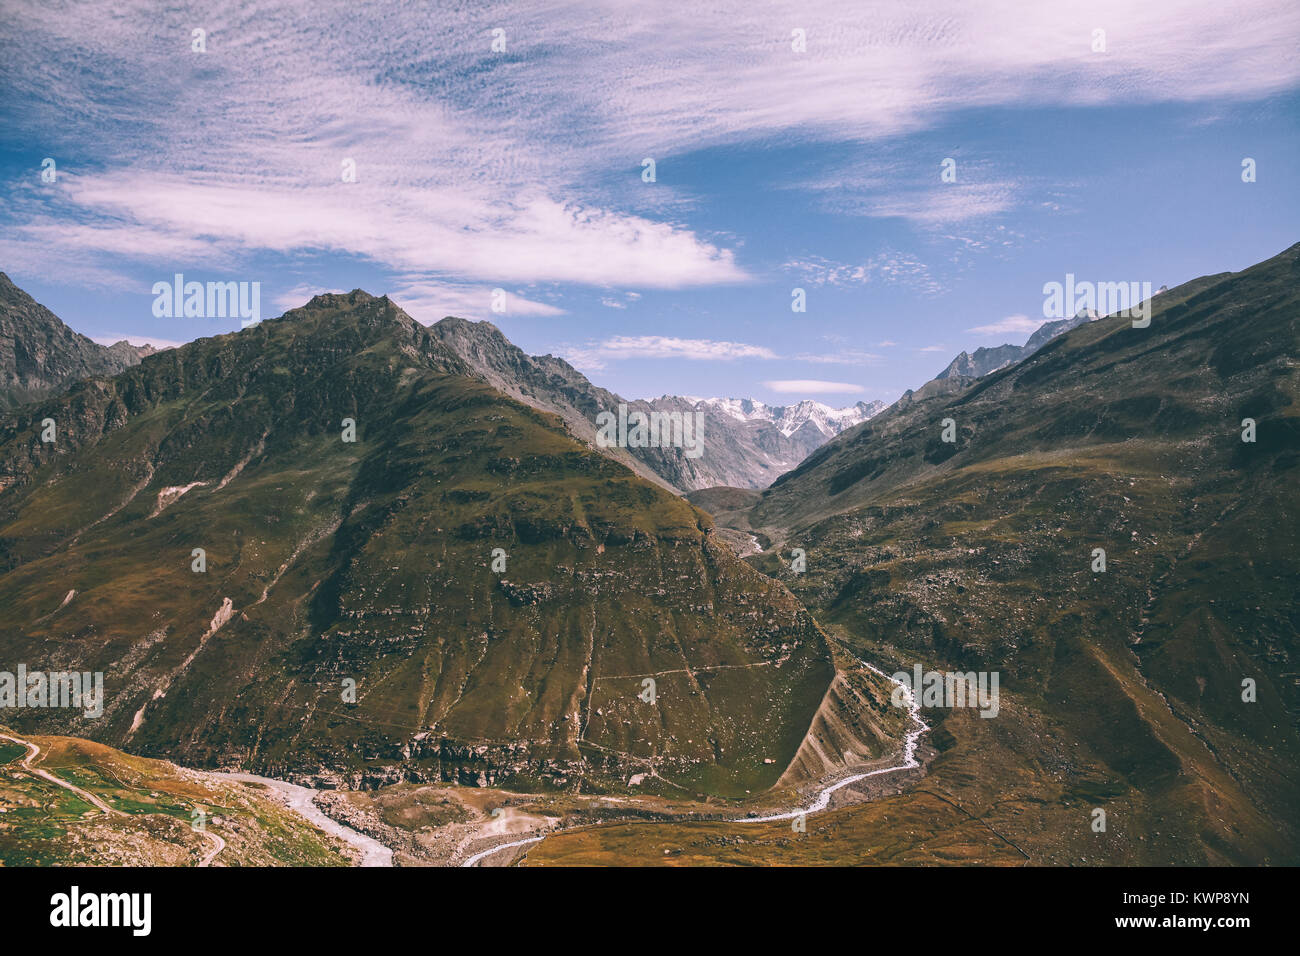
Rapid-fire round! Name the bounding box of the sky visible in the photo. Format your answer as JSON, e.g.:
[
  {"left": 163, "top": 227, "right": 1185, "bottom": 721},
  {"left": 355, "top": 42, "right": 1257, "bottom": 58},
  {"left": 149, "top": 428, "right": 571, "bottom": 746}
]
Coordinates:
[{"left": 1, "top": 0, "right": 1297, "bottom": 406}]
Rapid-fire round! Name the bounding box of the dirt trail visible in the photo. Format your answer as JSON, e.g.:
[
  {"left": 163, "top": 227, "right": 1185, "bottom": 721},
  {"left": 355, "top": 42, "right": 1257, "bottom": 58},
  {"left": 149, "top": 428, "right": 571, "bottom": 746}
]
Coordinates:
[
  {"left": 1, "top": 731, "right": 226, "bottom": 865},
  {"left": 0, "top": 732, "right": 122, "bottom": 816}
]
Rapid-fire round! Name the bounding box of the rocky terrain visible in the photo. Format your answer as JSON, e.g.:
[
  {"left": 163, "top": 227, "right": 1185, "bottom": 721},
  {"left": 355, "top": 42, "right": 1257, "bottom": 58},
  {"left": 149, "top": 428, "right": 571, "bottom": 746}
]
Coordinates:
[
  {"left": 933, "top": 311, "right": 1098, "bottom": 383},
  {"left": 0, "top": 727, "right": 356, "bottom": 865},
  {"left": 0, "top": 273, "right": 154, "bottom": 410}
]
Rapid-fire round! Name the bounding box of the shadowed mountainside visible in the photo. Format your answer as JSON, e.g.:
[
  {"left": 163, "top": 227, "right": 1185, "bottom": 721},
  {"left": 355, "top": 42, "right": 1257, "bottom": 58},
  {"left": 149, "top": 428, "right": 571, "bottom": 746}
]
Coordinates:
[{"left": 551, "top": 242, "right": 1299, "bottom": 864}]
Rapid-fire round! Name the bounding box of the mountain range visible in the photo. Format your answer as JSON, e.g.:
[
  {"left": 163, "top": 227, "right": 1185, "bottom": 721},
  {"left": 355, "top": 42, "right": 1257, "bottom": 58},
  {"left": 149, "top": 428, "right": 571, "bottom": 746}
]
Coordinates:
[
  {"left": 934, "top": 310, "right": 1100, "bottom": 382},
  {"left": 429, "top": 315, "right": 880, "bottom": 491},
  {"left": 0, "top": 288, "right": 900, "bottom": 799},
  {"left": 0, "top": 242, "right": 1295, "bottom": 866}
]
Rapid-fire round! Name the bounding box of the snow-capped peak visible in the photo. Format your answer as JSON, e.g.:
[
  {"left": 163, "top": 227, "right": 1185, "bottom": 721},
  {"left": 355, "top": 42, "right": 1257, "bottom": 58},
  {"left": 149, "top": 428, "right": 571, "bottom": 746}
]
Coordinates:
[{"left": 691, "top": 396, "right": 884, "bottom": 438}]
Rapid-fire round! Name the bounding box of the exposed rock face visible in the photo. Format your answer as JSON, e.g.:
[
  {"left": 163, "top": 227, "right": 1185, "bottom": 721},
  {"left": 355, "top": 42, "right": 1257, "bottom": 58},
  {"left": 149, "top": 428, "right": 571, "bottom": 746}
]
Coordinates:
[
  {"left": 428, "top": 316, "right": 883, "bottom": 491},
  {"left": 694, "top": 397, "right": 884, "bottom": 446},
  {"left": 428, "top": 315, "right": 677, "bottom": 490},
  {"left": 934, "top": 311, "right": 1097, "bottom": 383},
  {"left": 0, "top": 272, "right": 153, "bottom": 409}
]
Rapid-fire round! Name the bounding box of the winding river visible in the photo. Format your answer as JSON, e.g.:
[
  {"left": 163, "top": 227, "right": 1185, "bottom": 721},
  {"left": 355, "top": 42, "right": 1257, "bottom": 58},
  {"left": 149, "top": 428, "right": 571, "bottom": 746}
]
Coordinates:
[
  {"left": 731, "top": 662, "right": 928, "bottom": 823},
  {"left": 460, "top": 661, "right": 929, "bottom": 864}
]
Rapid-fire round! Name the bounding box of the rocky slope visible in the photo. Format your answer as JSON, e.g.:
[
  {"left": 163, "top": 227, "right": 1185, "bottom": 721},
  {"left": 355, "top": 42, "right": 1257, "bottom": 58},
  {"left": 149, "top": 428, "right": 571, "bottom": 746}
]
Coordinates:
[
  {"left": 686, "top": 397, "right": 883, "bottom": 458},
  {"left": 932, "top": 311, "right": 1097, "bottom": 385},
  {"left": 0, "top": 290, "right": 899, "bottom": 799},
  {"left": 0, "top": 273, "right": 154, "bottom": 409},
  {"left": 713, "top": 242, "right": 1300, "bottom": 863}
]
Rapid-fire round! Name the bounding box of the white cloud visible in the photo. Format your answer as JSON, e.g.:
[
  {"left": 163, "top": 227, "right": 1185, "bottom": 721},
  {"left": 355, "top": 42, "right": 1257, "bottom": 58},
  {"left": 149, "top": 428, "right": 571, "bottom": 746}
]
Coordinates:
[
  {"left": 388, "top": 280, "right": 564, "bottom": 321},
  {"left": 563, "top": 335, "right": 778, "bottom": 370},
  {"left": 798, "top": 159, "right": 1021, "bottom": 226},
  {"left": 967, "top": 314, "right": 1040, "bottom": 336},
  {"left": 763, "top": 379, "right": 865, "bottom": 394},
  {"left": 794, "top": 349, "right": 882, "bottom": 365},
  {"left": 3, "top": 0, "right": 1295, "bottom": 293},
  {"left": 21, "top": 174, "right": 747, "bottom": 291},
  {"left": 848, "top": 183, "right": 1019, "bottom": 225},
  {"left": 785, "top": 251, "right": 944, "bottom": 296}
]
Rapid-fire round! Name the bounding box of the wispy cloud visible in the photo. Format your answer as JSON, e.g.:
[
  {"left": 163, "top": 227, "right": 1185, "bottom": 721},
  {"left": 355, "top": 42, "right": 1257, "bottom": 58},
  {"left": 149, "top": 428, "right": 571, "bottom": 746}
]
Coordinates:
[
  {"left": 794, "top": 349, "right": 883, "bottom": 365},
  {"left": 564, "top": 335, "right": 778, "bottom": 370},
  {"left": 389, "top": 280, "right": 564, "bottom": 321},
  {"left": 797, "top": 157, "right": 1022, "bottom": 227},
  {"left": 967, "top": 314, "right": 1040, "bottom": 336},
  {"left": 3, "top": 0, "right": 1295, "bottom": 294},
  {"left": 763, "top": 379, "right": 865, "bottom": 394},
  {"left": 785, "top": 251, "right": 944, "bottom": 296}
]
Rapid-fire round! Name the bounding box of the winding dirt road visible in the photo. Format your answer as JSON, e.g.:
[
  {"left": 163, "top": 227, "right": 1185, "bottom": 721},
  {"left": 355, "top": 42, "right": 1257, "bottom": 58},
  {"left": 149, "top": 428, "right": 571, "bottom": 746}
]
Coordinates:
[
  {"left": 0, "top": 731, "right": 225, "bottom": 865},
  {"left": 0, "top": 732, "right": 121, "bottom": 815}
]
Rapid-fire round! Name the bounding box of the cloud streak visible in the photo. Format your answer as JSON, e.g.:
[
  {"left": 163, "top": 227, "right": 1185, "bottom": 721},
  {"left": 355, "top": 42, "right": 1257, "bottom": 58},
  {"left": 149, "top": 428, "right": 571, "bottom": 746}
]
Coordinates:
[
  {"left": 763, "top": 380, "right": 865, "bottom": 394},
  {"left": 563, "top": 335, "right": 779, "bottom": 370},
  {"left": 967, "top": 314, "right": 1041, "bottom": 336}
]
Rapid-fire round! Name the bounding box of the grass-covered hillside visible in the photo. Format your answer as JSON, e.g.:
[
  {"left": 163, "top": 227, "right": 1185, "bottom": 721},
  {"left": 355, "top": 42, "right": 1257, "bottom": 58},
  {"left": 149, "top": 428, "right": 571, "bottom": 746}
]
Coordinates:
[{"left": 0, "top": 291, "right": 888, "bottom": 799}]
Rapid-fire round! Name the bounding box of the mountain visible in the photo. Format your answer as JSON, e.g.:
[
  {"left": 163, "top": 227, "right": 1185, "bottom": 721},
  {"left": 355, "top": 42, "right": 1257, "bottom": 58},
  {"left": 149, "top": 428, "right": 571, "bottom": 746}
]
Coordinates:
[
  {"left": 935, "top": 311, "right": 1098, "bottom": 382},
  {"left": 0, "top": 273, "right": 154, "bottom": 409},
  {"left": 0, "top": 288, "right": 901, "bottom": 799},
  {"left": 429, "top": 315, "right": 883, "bottom": 491},
  {"left": 702, "top": 242, "right": 1300, "bottom": 864},
  {"left": 686, "top": 397, "right": 884, "bottom": 459}
]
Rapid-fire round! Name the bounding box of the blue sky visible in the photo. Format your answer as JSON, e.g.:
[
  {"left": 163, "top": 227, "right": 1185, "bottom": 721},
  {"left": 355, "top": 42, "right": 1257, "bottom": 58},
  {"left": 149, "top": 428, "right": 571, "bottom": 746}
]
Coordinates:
[{"left": 1, "top": 1, "right": 1297, "bottom": 406}]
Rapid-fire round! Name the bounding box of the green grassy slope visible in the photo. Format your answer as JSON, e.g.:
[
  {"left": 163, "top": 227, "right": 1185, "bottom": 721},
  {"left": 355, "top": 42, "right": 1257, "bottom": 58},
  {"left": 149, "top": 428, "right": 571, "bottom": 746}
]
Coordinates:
[{"left": 0, "top": 292, "right": 851, "bottom": 799}]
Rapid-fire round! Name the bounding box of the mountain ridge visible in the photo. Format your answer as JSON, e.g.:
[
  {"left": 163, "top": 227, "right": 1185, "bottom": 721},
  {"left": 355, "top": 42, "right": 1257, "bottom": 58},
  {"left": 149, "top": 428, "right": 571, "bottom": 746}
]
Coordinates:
[
  {"left": 429, "top": 316, "right": 883, "bottom": 492},
  {"left": 725, "top": 241, "right": 1300, "bottom": 863},
  {"left": 0, "top": 272, "right": 155, "bottom": 410}
]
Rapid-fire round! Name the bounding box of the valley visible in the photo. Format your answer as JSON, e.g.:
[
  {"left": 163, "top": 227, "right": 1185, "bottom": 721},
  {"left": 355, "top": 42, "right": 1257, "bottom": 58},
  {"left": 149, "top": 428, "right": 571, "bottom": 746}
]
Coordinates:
[{"left": 0, "top": 242, "right": 1295, "bottom": 868}]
